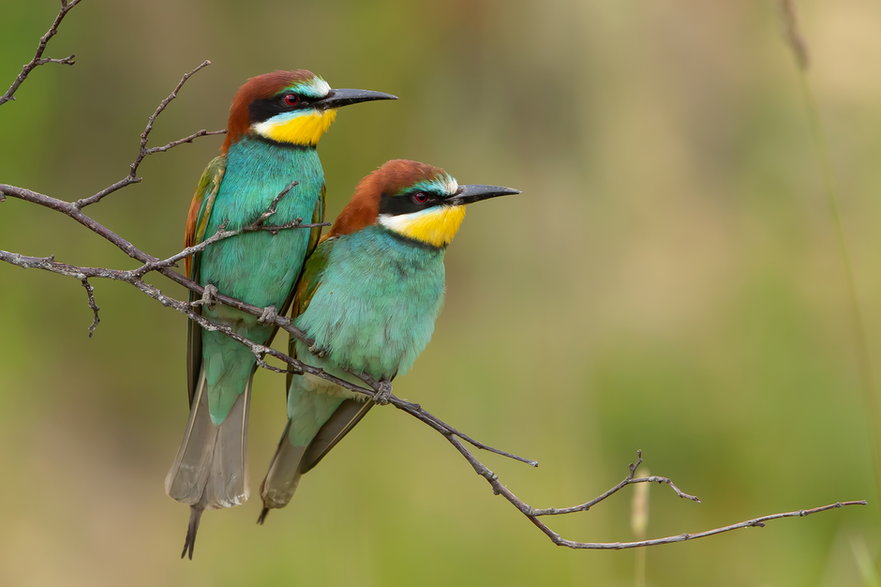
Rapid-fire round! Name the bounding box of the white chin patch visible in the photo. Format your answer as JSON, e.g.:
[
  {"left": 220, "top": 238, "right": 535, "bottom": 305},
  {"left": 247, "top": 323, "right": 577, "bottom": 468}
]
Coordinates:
[{"left": 378, "top": 210, "right": 423, "bottom": 233}]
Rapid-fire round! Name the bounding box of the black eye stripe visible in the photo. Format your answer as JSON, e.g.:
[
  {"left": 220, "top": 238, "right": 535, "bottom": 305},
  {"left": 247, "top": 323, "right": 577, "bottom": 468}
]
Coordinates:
[
  {"left": 248, "top": 93, "right": 312, "bottom": 123},
  {"left": 379, "top": 191, "right": 443, "bottom": 216}
]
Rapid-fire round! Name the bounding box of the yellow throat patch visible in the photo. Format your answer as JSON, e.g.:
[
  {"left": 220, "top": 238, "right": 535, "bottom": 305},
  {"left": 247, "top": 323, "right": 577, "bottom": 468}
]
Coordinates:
[
  {"left": 253, "top": 109, "right": 338, "bottom": 146},
  {"left": 380, "top": 205, "right": 467, "bottom": 247}
]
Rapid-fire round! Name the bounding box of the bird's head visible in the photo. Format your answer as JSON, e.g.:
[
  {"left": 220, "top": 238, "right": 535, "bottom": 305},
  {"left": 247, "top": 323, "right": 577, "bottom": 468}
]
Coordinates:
[
  {"left": 223, "top": 70, "right": 396, "bottom": 152},
  {"left": 327, "top": 159, "right": 520, "bottom": 248}
]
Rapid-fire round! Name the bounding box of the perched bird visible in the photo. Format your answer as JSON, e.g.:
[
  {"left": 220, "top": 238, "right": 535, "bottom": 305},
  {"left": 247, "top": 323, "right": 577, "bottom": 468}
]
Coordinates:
[
  {"left": 166, "top": 70, "right": 396, "bottom": 558},
  {"left": 258, "top": 159, "right": 519, "bottom": 521}
]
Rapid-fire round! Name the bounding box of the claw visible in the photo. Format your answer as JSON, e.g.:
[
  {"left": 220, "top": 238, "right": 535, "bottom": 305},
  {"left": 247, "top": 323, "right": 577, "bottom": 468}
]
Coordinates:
[
  {"left": 373, "top": 379, "right": 393, "bottom": 405},
  {"left": 308, "top": 344, "right": 327, "bottom": 358},
  {"left": 258, "top": 305, "right": 278, "bottom": 324},
  {"left": 191, "top": 284, "right": 218, "bottom": 309}
]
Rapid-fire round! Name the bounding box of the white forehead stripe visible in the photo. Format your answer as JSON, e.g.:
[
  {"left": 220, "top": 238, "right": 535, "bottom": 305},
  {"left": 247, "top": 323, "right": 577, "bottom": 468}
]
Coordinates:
[
  {"left": 440, "top": 175, "right": 459, "bottom": 195},
  {"left": 309, "top": 76, "right": 331, "bottom": 97},
  {"left": 287, "top": 76, "right": 331, "bottom": 99},
  {"left": 410, "top": 173, "right": 458, "bottom": 197}
]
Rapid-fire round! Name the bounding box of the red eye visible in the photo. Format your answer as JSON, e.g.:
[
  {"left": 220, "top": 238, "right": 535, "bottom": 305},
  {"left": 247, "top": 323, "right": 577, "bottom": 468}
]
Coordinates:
[
  {"left": 412, "top": 192, "right": 428, "bottom": 204},
  {"left": 283, "top": 94, "right": 300, "bottom": 107}
]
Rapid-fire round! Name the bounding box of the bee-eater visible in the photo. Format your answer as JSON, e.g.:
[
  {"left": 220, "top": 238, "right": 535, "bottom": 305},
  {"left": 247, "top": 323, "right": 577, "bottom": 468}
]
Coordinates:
[
  {"left": 166, "top": 70, "right": 396, "bottom": 558},
  {"left": 257, "top": 159, "right": 519, "bottom": 521}
]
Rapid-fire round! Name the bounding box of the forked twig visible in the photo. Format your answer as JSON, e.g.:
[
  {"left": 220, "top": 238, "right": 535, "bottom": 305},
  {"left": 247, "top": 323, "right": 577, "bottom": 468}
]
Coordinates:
[
  {"left": 0, "top": 0, "right": 82, "bottom": 106},
  {"left": 74, "top": 60, "right": 225, "bottom": 209}
]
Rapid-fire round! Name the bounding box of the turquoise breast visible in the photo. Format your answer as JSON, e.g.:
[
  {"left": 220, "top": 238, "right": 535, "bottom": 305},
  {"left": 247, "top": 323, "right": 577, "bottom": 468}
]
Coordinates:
[
  {"left": 200, "top": 138, "right": 324, "bottom": 311},
  {"left": 296, "top": 226, "right": 446, "bottom": 380}
]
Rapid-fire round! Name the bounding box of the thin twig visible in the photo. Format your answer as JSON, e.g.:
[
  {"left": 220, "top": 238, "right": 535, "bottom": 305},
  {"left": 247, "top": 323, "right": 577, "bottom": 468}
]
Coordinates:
[
  {"left": 0, "top": 249, "right": 311, "bottom": 375},
  {"left": 138, "top": 60, "right": 215, "bottom": 155},
  {"left": 128, "top": 218, "right": 328, "bottom": 279},
  {"left": 126, "top": 180, "right": 328, "bottom": 278},
  {"left": 251, "top": 180, "right": 301, "bottom": 226},
  {"left": 80, "top": 278, "right": 100, "bottom": 337},
  {"left": 390, "top": 396, "right": 539, "bottom": 466},
  {"left": 442, "top": 439, "right": 866, "bottom": 549},
  {"left": 530, "top": 452, "right": 700, "bottom": 517},
  {"left": 0, "top": 0, "right": 82, "bottom": 106},
  {"left": 0, "top": 182, "right": 321, "bottom": 345},
  {"left": 145, "top": 129, "right": 227, "bottom": 156},
  {"left": 74, "top": 60, "right": 220, "bottom": 209},
  {"left": 546, "top": 500, "right": 867, "bottom": 549}
]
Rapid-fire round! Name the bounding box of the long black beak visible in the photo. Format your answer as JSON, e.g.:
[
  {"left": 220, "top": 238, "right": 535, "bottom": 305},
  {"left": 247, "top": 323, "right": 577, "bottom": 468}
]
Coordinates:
[
  {"left": 317, "top": 88, "right": 398, "bottom": 109},
  {"left": 446, "top": 184, "right": 521, "bottom": 206}
]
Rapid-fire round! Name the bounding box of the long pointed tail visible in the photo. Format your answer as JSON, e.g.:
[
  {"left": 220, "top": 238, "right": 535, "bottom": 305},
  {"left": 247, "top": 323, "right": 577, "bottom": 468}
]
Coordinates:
[
  {"left": 258, "top": 420, "right": 307, "bottom": 524},
  {"left": 180, "top": 504, "right": 204, "bottom": 560},
  {"left": 258, "top": 396, "right": 371, "bottom": 524},
  {"left": 165, "top": 372, "right": 251, "bottom": 506},
  {"left": 166, "top": 372, "right": 251, "bottom": 556}
]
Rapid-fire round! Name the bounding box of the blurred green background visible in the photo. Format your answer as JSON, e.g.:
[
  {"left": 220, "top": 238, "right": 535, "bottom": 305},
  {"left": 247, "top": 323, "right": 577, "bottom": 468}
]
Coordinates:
[{"left": 2, "top": 1, "right": 881, "bottom": 585}]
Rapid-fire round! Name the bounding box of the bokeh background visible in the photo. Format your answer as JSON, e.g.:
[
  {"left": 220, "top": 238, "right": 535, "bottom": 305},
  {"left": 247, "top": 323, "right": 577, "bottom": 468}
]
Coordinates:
[{"left": 2, "top": 1, "right": 881, "bottom": 585}]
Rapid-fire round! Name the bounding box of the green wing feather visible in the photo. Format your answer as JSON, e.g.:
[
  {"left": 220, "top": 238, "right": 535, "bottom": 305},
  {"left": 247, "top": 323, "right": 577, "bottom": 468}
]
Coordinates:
[
  {"left": 283, "top": 235, "right": 375, "bottom": 474},
  {"left": 184, "top": 155, "right": 226, "bottom": 406},
  {"left": 306, "top": 184, "right": 325, "bottom": 257},
  {"left": 285, "top": 234, "right": 335, "bottom": 388},
  {"left": 270, "top": 184, "right": 326, "bottom": 372},
  {"left": 300, "top": 399, "right": 373, "bottom": 474}
]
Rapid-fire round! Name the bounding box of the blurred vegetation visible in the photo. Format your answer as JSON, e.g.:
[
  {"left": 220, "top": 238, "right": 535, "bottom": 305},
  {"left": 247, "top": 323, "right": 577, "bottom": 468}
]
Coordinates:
[{"left": 2, "top": 1, "right": 881, "bottom": 585}]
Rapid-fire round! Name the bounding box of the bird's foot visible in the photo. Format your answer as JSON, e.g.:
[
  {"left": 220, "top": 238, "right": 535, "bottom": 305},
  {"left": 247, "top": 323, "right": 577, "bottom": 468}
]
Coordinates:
[
  {"left": 307, "top": 344, "right": 327, "bottom": 358},
  {"left": 258, "top": 305, "right": 278, "bottom": 324},
  {"left": 191, "top": 284, "right": 218, "bottom": 309},
  {"left": 373, "top": 379, "right": 393, "bottom": 405}
]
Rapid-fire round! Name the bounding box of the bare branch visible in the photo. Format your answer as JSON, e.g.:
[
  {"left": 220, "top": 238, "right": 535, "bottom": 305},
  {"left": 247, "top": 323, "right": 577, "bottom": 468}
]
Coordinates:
[
  {"left": 74, "top": 60, "right": 223, "bottom": 209},
  {"left": 439, "top": 440, "right": 866, "bottom": 549},
  {"left": 0, "top": 181, "right": 333, "bottom": 352},
  {"left": 388, "top": 394, "right": 539, "bottom": 466},
  {"left": 549, "top": 500, "right": 868, "bottom": 549},
  {"left": 127, "top": 182, "right": 328, "bottom": 279},
  {"left": 145, "top": 129, "right": 227, "bottom": 156},
  {"left": 245, "top": 180, "right": 329, "bottom": 235},
  {"left": 0, "top": 248, "right": 313, "bottom": 372},
  {"left": 138, "top": 60, "right": 215, "bottom": 155},
  {"left": 530, "top": 452, "right": 699, "bottom": 516},
  {"left": 128, "top": 211, "right": 328, "bottom": 277},
  {"left": 0, "top": 0, "right": 82, "bottom": 106},
  {"left": 80, "top": 278, "right": 100, "bottom": 337}
]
